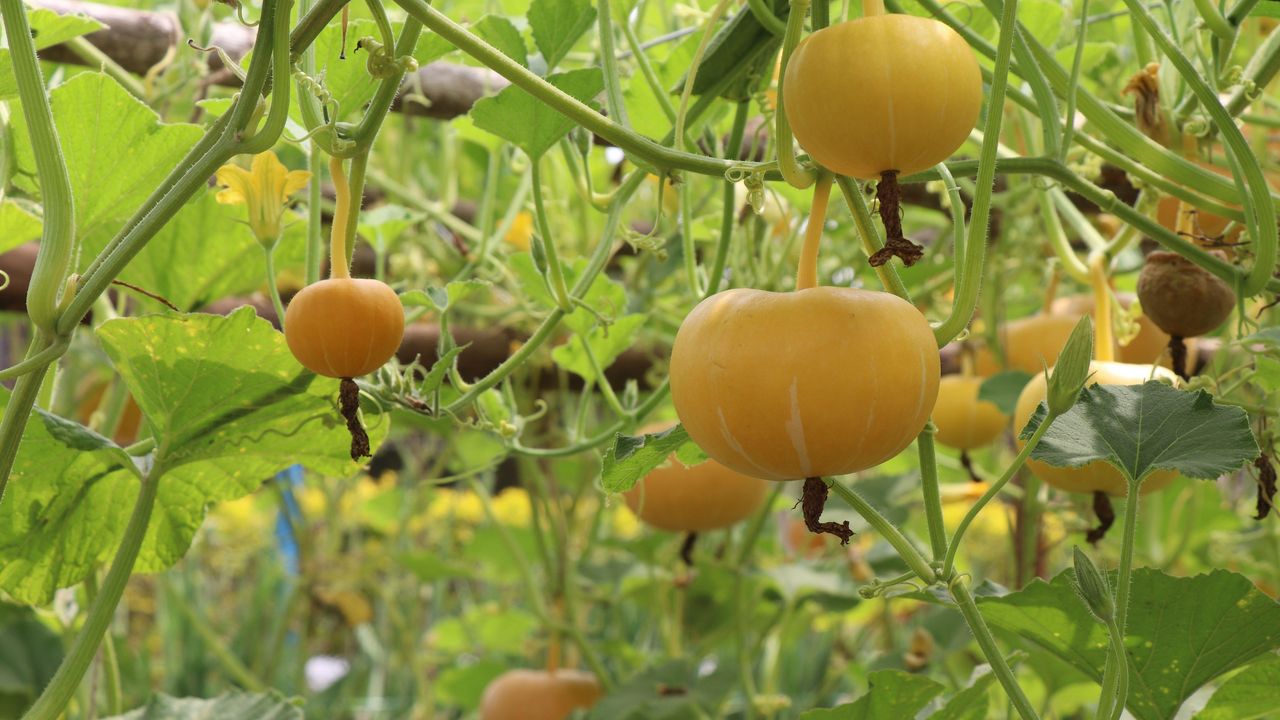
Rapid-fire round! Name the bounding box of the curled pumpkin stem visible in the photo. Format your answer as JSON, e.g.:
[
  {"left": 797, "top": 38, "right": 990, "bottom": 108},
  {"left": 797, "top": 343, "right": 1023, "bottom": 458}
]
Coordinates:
[
  {"left": 1085, "top": 490, "right": 1115, "bottom": 545},
  {"left": 1168, "top": 335, "right": 1190, "bottom": 381},
  {"left": 680, "top": 532, "right": 698, "bottom": 566},
  {"left": 868, "top": 171, "right": 923, "bottom": 267},
  {"left": 1255, "top": 455, "right": 1277, "bottom": 521},
  {"left": 340, "top": 377, "right": 371, "bottom": 460},
  {"left": 802, "top": 476, "right": 854, "bottom": 544}
]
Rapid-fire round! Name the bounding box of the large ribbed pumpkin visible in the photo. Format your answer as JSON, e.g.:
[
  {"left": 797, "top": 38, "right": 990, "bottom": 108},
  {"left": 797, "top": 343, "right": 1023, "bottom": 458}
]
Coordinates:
[{"left": 670, "top": 287, "right": 939, "bottom": 481}]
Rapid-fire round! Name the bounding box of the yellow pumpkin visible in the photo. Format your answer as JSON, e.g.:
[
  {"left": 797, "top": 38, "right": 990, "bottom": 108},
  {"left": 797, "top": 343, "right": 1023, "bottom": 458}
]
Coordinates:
[
  {"left": 782, "top": 15, "right": 982, "bottom": 178},
  {"left": 480, "top": 669, "right": 602, "bottom": 720},
  {"left": 1050, "top": 292, "right": 1178, "bottom": 366},
  {"left": 624, "top": 424, "right": 769, "bottom": 532},
  {"left": 284, "top": 278, "right": 405, "bottom": 378},
  {"left": 1013, "top": 361, "right": 1180, "bottom": 496},
  {"left": 670, "top": 287, "right": 939, "bottom": 481},
  {"left": 932, "top": 375, "right": 1009, "bottom": 450}
]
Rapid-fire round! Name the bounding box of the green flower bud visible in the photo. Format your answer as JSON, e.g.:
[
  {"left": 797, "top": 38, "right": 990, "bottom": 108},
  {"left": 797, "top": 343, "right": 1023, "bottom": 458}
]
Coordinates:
[
  {"left": 1046, "top": 316, "right": 1093, "bottom": 417},
  {"left": 1072, "top": 546, "right": 1115, "bottom": 622}
]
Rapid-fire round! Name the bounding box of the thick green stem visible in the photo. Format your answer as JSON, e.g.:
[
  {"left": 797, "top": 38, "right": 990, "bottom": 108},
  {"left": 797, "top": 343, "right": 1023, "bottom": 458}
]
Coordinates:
[
  {"left": 21, "top": 474, "right": 159, "bottom": 720},
  {"left": 1, "top": 0, "right": 75, "bottom": 333},
  {"left": 595, "top": 0, "right": 629, "bottom": 125},
  {"left": 826, "top": 478, "right": 936, "bottom": 583},
  {"left": 931, "top": 163, "right": 983, "bottom": 347},
  {"left": 1191, "top": 0, "right": 1234, "bottom": 41},
  {"left": 1113, "top": 479, "right": 1142, "bottom": 667},
  {"left": 774, "top": 0, "right": 817, "bottom": 189},
  {"left": 950, "top": 580, "right": 1041, "bottom": 720},
  {"left": 916, "top": 425, "right": 948, "bottom": 561}
]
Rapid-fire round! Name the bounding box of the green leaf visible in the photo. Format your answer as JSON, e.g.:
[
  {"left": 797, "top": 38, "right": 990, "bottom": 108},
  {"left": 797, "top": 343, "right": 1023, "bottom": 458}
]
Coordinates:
[
  {"left": 800, "top": 670, "right": 944, "bottom": 719},
  {"left": 979, "top": 568, "right": 1280, "bottom": 720},
  {"left": 677, "top": 0, "right": 785, "bottom": 99},
  {"left": 930, "top": 672, "right": 996, "bottom": 720},
  {"left": 435, "top": 660, "right": 508, "bottom": 710},
  {"left": 419, "top": 345, "right": 467, "bottom": 397},
  {"left": 422, "top": 279, "right": 492, "bottom": 311},
  {"left": 1251, "top": 1, "right": 1280, "bottom": 17},
  {"left": 474, "top": 15, "right": 529, "bottom": 68},
  {"left": 527, "top": 0, "right": 596, "bottom": 70},
  {"left": 470, "top": 68, "right": 604, "bottom": 159},
  {"left": 0, "top": 389, "right": 138, "bottom": 605},
  {"left": 1195, "top": 654, "right": 1280, "bottom": 720},
  {"left": 287, "top": 18, "right": 383, "bottom": 124},
  {"left": 1252, "top": 356, "right": 1280, "bottom": 394},
  {"left": 584, "top": 659, "right": 735, "bottom": 720},
  {"left": 105, "top": 690, "right": 303, "bottom": 719},
  {"left": 508, "top": 253, "right": 628, "bottom": 333},
  {"left": 80, "top": 188, "right": 307, "bottom": 311},
  {"left": 550, "top": 314, "right": 646, "bottom": 380},
  {"left": 1242, "top": 327, "right": 1280, "bottom": 349},
  {"left": 1018, "top": 0, "right": 1064, "bottom": 46},
  {"left": 97, "top": 309, "right": 383, "bottom": 476},
  {"left": 413, "top": 30, "right": 457, "bottom": 65},
  {"left": 1021, "top": 382, "right": 1258, "bottom": 483},
  {"left": 397, "top": 551, "right": 479, "bottom": 583},
  {"left": 977, "top": 370, "right": 1033, "bottom": 415},
  {"left": 600, "top": 424, "right": 700, "bottom": 494},
  {"left": 0, "top": 603, "right": 63, "bottom": 716},
  {"left": 357, "top": 204, "right": 421, "bottom": 247},
  {"left": 0, "top": 8, "right": 104, "bottom": 100},
  {"left": 0, "top": 201, "right": 41, "bottom": 254},
  {"left": 10, "top": 73, "right": 203, "bottom": 241}
]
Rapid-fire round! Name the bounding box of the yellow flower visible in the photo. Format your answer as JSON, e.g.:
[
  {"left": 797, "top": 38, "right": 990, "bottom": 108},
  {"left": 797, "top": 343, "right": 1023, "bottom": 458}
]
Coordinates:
[
  {"left": 610, "top": 503, "right": 641, "bottom": 539},
  {"left": 505, "top": 211, "right": 534, "bottom": 252},
  {"left": 491, "top": 488, "right": 532, "bottom": 527},
  {"left": 424, "top": 488, "right": 486, "bottom": 525},
  {"left": 215, "top": 151, "right": 311, "bottom": 245}
]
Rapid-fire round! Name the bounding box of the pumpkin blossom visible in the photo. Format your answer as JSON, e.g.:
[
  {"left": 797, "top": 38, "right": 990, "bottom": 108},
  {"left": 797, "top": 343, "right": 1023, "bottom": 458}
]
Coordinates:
[{"left": 215, "top": 151, "right": 311, "bottom": 245}]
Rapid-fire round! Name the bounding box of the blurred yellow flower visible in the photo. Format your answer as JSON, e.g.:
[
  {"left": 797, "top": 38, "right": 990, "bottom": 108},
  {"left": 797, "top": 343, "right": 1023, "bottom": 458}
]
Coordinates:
[
  {"left": 610, "top": 503, "right": 641, "bottom": 539},
  {"left": 425, "top": 488, "right": 486, "bottom": 524},
  {"left": 505, "top": 211, "right": 534, "bottom": 252},
  {"left": 491, "top": 488, "right": 532, "bottom": 527},
  {"left": 297, "top": 486, "right": 328, "bottom": 520},
  {"left": 215, "top": 151, "right": 311, "bottom": 245}
]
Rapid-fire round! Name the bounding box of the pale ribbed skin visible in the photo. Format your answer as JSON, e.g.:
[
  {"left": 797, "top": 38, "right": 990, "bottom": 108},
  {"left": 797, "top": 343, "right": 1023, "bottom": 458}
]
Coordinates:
[
  {"left": 670, "top": 287, "right": 940, "bottom": 481},
  {"left": 284, "top": 278, "right": 405, "bottom": 378},
  {"left": 782, "top": 15, "right": 982, "bottom": 179},
  {"left": 624, "top": 422, "right": 770, "bottom": 531},
  {"left": 1014, "top": 360, "right": 1180, "bottom": 497},
  {"left": 973, "top": 309, "right": 1179, "bottom": 377},
  {"left": 932, "top": 375, "right": 1009, "bottom": 451},
  {"left": 479, "top": 670, "right": 602, "bottom": 720}
]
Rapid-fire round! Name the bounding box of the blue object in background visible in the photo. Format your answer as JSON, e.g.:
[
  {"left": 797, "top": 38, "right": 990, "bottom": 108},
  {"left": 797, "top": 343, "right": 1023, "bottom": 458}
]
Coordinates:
[{"left": 274, "top": 465, "right": 304, "bottom": 576}]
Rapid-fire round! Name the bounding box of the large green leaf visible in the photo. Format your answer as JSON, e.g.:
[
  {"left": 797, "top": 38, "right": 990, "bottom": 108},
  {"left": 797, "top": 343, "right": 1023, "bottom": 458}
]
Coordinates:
[
  {"left": 0, "top": 8, "right": 104, "bottom": 100},
  {"left": 799, "top": 670, "right": 944, "bottom": 719},
  {"left": 0, "top": 604, "right": 64, "bottom": 718},
  {"left": 978, "top": 370, "right": 1033, "bottom": 415},
  {"left": 1195, "top": 655, "right": 1280, "bottom": 720},
  {"left": 96, "top": 308, "right": 384, "bottom": 476},
  {"left": 10, "top": 73, "right": 203, "bottom": 241},
  {"left": 470, "top": 68, "right": 603, "bottom": 159},
  {"left": 979, "top": 568, "right": 1280, "bottom": 720},
  {"left": 507, "top": 252, "right": 627, "bottom": 333},
  {"left": 79, "top": 188, "right": 307, "bottom": 312},
  {"left": 473, "top": 15, "right": 528, "bottom": 68},
  {"left": 105, "top": 690, "right": 303, "bottom": 719},
  {"left": 527, "top": 0, "right": 596, "bottom": 70},
  {"left": 1021, "top": 382, "right": 1258, "bottom": 483},
  {"left": 0, "top": 310, "right": 384, "bottom": 604},
  {"left": 0, "top": 392, "right": 138, "bottom": 605}
]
